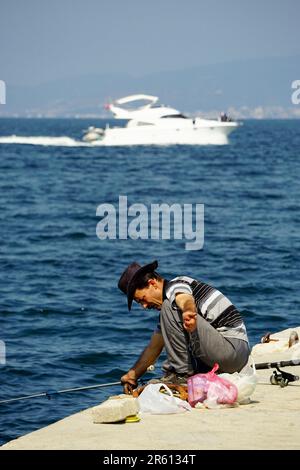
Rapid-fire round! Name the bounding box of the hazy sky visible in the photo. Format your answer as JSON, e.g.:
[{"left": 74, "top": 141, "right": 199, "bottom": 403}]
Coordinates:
[{"left": 1, "top": 0, "right": 300, "bottom": 86}]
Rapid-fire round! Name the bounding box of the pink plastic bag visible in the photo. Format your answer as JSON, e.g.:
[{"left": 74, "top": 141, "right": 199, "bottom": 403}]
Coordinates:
[{"left": 187, "top": 363, "right": 238, "bottom": 408}]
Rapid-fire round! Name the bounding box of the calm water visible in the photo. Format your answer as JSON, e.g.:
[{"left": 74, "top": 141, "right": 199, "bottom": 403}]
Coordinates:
[{"left": 0, "top": 118, "right": 300, "bottom": 445}]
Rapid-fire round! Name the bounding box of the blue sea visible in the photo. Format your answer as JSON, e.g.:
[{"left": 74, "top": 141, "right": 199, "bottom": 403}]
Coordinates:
[{"left": 0, "top": 118, "right": 300, "bottom": 445}]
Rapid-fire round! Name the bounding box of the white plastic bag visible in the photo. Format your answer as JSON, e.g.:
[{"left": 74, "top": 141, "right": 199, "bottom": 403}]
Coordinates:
[
  {"left": 138, "top": 383, "right": 192, "bottom": 414},
  {"left": 219, "top": 359, "right": 258, "bottom": 404}
]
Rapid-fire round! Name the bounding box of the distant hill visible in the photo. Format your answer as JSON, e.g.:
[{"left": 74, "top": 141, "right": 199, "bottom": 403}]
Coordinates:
[{"left": 1, "top": 55, "right": 300, "bottom": 118}]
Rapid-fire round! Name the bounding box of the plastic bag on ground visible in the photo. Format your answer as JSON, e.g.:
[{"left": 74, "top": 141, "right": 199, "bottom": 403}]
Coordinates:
[
  {"left": 138, "top": 383, "right": 192, "bottom": 414},
  {"left": 219, "top": 358, "right": 258, "bottom": 404},
  {"left": 187, "top": 363, "right": 238, "bottom": 409}
]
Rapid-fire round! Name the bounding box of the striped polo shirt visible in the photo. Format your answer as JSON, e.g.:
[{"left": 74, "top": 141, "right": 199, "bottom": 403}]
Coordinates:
[{"left": 158, "top": 276, "right": 249, "bottom": 343}]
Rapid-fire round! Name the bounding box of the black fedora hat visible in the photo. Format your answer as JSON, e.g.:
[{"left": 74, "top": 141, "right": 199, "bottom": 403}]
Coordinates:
[{"left": 118, "top": 260, "right": 158, "bottom": 310}]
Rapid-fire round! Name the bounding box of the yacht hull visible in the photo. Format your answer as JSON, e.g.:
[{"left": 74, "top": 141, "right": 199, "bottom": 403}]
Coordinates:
[{"left": 92, "top": 122, "right": 238, "bottom": 146}]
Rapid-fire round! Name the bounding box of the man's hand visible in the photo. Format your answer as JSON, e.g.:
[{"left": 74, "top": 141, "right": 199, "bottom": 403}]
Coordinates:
[
  {"left": 182, "top": 310, "right": 197, "bottom": 333},
  {"left": 120, "top": 371, "right": 138, "bottom": 395},
  {"left": 175, "top": 294, "right": 197, "bottom": 333}
]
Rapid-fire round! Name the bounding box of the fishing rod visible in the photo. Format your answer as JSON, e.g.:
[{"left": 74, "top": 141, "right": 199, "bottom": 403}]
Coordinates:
[
  {"left": 0, "top": 381, "right": 121, "bottom": 405},
  {"left": 254, "top": 358, "right": 300, "bottom": 370},
  {"left": 2, "top": 359, "right": 300, "bottom": 404},
  {"left": 253, "top": 359, "right": 300, "bottom": 387},
  {"left": 0, "top": 365, "right": 156, "bottom": 405}
]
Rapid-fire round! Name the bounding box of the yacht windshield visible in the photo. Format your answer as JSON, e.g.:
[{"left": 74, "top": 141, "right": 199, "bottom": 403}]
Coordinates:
[{"left": 161, "top": 114, "right": 187, "bottom": 119}]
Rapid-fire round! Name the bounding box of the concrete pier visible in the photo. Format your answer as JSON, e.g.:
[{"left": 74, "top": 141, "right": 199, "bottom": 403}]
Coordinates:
[{"left": 2, "top": 328, "right": 300, "bottom": 450}]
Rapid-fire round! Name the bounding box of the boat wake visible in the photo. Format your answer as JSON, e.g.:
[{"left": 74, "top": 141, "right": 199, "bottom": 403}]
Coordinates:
[{"left": 0, "top": 135, "right": 95, "bottom": 147}]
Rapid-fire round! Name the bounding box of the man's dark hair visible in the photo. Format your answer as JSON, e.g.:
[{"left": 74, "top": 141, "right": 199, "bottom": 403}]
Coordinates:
[{"left": 134, "top": 271, "right": 162, "bottom": 290}]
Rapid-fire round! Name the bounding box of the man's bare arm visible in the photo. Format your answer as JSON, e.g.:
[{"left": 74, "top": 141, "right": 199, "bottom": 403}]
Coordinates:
[
  {"left": 121, "top": 332, "right": 164, "bottom": 393},
  {"left": 175, "top": 293, "right": 198, "bottom": 333},
  {"left": 175, "top": 293, "right": 196, "bottom": 311}
]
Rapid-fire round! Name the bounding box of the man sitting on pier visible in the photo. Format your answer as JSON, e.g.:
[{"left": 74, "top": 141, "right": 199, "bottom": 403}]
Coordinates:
[{"left": 118, "top": 260, "right": 250, "bottom": 394}]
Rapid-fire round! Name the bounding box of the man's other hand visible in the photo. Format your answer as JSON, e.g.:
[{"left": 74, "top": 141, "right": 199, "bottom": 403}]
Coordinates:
[{"left": 182, "top": 310, "right": 197, "bottom": 333}]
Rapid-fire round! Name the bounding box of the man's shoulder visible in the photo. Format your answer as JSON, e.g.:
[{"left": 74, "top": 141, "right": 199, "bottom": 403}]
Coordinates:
[
  {"left": 165, "top": 277, "right": 195, "bottom": 303},
  {"left": 168, "top": 276, "right": 213, "bottom": 289}
]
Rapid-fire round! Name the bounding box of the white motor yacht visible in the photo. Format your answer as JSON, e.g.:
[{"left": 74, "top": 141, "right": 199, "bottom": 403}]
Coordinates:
[{"left": 82, "top": 94, "right": 240, "bottom": 146}]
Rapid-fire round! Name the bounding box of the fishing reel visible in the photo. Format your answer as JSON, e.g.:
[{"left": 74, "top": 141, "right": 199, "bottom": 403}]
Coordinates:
[{"left": 270, "top": 366, "right": 299, "bottom": 387}]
